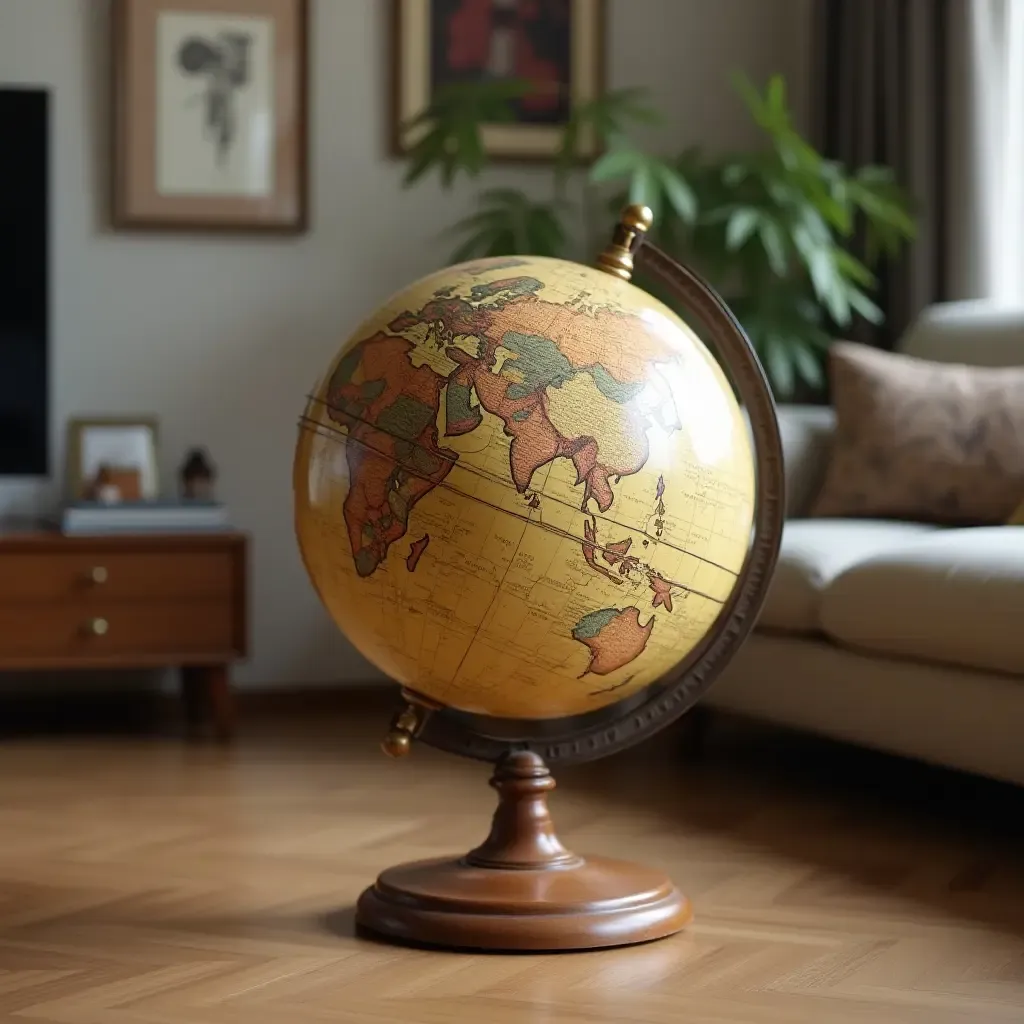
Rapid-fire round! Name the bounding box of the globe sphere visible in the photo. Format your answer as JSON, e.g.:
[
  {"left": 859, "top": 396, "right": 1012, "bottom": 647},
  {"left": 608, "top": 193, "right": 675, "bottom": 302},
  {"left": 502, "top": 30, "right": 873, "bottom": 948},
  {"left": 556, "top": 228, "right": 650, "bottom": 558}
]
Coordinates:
[{"left": 294, "top": 254, "right": 755, "bottom": 720}]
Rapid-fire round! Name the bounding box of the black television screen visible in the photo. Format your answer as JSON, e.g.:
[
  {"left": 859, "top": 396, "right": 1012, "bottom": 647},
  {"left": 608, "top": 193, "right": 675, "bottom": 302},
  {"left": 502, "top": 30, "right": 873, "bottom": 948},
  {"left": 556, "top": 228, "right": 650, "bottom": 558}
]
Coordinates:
[{"left": 0, "top": 87, "right": 49, "bottom": 476}]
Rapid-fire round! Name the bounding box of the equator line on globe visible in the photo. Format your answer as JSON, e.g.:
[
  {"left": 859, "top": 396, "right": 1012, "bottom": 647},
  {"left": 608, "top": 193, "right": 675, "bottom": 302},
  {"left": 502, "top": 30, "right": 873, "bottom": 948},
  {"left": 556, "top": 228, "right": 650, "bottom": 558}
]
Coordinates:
[{"left": 294, "top": 211, "right": 757, "bottom": 723}]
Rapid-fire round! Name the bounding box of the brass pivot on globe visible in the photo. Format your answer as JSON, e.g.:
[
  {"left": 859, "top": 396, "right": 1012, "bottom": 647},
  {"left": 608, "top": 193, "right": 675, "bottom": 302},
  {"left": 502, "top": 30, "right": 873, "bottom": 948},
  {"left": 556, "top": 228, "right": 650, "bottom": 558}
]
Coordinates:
[
  {"left": 595, "top": 203, "right": 654, "bottom": 281},
  {"left": 355, "top": 751, "right": 692, "bottom": 951},
  {"left": 381, "top": 691, "right": 439, "bottom": 757},
  {"left": 381, "top": 705, "right": 421, "bottom": 758}
]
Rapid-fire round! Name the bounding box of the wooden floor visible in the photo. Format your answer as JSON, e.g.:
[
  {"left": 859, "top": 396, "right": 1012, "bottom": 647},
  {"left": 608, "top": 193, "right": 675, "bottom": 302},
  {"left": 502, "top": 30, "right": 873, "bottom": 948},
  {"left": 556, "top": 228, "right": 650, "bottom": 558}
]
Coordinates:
[{"left": 1, "top": 703, "right": 1024, "bottom": 1024}]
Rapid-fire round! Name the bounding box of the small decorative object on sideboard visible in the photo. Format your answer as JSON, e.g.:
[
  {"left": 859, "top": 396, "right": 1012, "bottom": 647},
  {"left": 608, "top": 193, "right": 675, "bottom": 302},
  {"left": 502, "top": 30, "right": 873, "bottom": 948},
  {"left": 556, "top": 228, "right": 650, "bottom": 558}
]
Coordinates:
[
  {"left": 67, "top": 417, "right": 159, "bottom": 502},
  {"left": 180, "top": 447, "right": 216, "bottom": 501},
  {"left": 60, "top": 418, "right": 230, "bottom": 535},
  {"left": 87, "top": 464, "right": 127, "bottom": 504}
]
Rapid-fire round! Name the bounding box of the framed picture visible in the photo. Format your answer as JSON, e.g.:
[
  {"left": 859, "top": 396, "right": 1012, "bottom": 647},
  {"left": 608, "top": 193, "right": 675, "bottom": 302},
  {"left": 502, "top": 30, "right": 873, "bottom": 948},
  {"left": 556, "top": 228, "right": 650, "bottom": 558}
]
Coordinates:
[
  {"left": 112, "top": 0, "right": 308, "bottom": 233},
  {"left": 66, "top": 418, "right": 160, "bottom": 504},
  {"left": 392, "top": 0, "right": 606, "bottom": 161}
]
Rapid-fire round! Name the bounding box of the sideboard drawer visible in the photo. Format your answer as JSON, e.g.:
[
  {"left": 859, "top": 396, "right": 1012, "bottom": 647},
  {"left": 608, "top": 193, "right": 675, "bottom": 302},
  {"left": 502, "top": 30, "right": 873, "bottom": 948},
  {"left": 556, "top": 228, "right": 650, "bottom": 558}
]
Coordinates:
[
  {"left": 0, "top": 551, "right": 236, "bottom": 604},
  {"left": 0, "top": 601, "right": 237, "bottom": 663}
]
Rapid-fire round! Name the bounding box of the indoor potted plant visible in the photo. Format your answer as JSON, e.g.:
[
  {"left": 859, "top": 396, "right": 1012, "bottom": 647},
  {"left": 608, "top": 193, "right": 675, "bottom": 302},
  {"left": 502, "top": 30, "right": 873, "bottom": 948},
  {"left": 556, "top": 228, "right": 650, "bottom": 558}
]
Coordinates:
[{"left": 398, "top": 73, "right": 917, "bottom": 400}]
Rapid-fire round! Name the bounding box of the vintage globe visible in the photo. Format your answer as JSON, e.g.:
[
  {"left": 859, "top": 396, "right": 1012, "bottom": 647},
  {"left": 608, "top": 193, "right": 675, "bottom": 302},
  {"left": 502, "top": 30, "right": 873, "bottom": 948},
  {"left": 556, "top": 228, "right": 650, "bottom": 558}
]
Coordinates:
[
  {"left": 294, "top": 207, "right": 784, "bottom": 954},
  {"left": 294, "top": 239, "right": 758, "bottom": 724}
]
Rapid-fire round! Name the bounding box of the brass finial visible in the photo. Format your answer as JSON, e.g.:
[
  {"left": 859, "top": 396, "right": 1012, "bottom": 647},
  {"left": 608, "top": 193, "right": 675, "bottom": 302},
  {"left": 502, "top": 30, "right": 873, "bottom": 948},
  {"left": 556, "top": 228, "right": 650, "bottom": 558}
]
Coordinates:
[
  {"left": 596, "top": 204, "right": 654, "bottom": 281},
  {"left": 382, "top": 727, "right": 413, "bottom": 758},
  {"left": 381, "top": 701, "right": 425, "bottom": 758}
]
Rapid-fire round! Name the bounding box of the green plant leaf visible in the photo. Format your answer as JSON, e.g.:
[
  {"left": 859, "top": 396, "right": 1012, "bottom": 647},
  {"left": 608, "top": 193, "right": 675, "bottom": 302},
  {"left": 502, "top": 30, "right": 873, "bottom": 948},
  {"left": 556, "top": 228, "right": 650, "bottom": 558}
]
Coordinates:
[
  {"left": 766, "top": 74, "right": 786, "bottom": 118},
  {"left": 726, "top": 208, "right": 760, "bottom": 250},
  {"left": 479, "top": 187, "right": 528, "bottom": 207},
  {"left": 608, "top": 86, "right": 664, "bottom": 123},
  {"left": 402, "top": 131, "right": 447, "bottom": 187},
  {"left": 589, "top": 146, "right": 643, "bottom": 183},
  {"left": 439, "top": 207, "right": 510, "bottom": 239},
  {"left": 834, "top": 249, "right": 876, "bottom": 288},
  {"left": 856, "top": 164, "right": 897, "bottom": 185},
  {"left": 524, "top": 204, "right": 567, "bottom": 256},
  {"left": 444, "top": 191, "right": 566, "bottom": 263},
  {"left": 557, "top": 87, "right": 662, "bottom": 174},
  {"left": 450, "top": 231, "right": 493, "bottom": 264},
  {"left": 790, "top": 341, "right": 824, "bottom": 389},
  {"left": 847, "top": 179, "right": 917, "bottom": 237},
  {"left": 657, "top": 164, "right": 698, "bottom": 223},
  {"left": 722, "top": 163, "right": 749, "bottom": 187},
  {"left": 758, "top": 220, "right": 788, "bottom": 275},
  {"left": 731, "top": 71, "right": 773, "bottom": 130},
  {"left": 776, "top": 132, "right": 823, "bottom": 174},
  {"left": 847, "top": 286, "right": 884, "bottom": 324},
  {"left": 763, "top": 334, "right": 796, "bottom": 399},
  {"left": 556, "top": 120, "right": 581, "bottom": 175},
  {"left": 455, "top": 119, "right": 485, "bottom": 176},
  {"left": 398, "top": 79, "right": 533, "bottom": 189},
  {"left": 486, "top": 227, "right": 518, "bottom": 256}
]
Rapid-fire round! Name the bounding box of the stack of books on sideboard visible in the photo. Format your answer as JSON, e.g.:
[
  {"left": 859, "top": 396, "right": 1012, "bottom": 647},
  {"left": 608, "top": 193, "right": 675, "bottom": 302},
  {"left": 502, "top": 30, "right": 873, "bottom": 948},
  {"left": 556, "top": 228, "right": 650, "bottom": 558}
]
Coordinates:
[{"left": 58, "top": 500, "right": 230, "bottom": 536}]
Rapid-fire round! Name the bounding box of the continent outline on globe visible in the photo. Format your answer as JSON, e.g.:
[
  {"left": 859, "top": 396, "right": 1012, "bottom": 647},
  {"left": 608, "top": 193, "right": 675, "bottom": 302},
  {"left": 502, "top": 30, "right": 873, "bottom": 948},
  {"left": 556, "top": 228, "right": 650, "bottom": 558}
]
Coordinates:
[{"left": 295, "top": 255, "right": 755, "bottom": 719}]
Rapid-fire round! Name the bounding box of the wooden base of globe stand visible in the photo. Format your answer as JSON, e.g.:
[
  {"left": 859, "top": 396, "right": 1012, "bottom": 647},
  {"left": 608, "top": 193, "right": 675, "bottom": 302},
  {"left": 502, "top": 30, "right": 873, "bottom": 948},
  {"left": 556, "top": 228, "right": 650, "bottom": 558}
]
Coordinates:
[{"left": 355, "top": 745, "right": 692, "bottom": 952}]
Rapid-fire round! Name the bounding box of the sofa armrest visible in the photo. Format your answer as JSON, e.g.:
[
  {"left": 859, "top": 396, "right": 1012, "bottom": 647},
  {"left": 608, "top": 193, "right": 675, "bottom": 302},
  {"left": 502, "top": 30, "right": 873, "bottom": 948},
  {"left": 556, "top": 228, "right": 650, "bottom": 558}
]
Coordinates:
[{"left": 777, "top": 404, "right": 835, "bottom": 518}]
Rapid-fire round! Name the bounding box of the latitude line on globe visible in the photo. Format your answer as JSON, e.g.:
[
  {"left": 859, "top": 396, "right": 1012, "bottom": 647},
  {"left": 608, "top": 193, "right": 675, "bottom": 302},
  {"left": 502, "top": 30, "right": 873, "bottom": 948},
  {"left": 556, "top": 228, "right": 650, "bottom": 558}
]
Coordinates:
[
  {"left": 303, "top": 397, "right": 745, "bottom": 576},
  {"left": 300, "top": 409, "right": 742, "bottom": 577},
  {"left": 300, "top": 419, "right": 728, "bottom": 604},
  {"left": 300, "top": 418, "right": 731, "bottom": 600}
]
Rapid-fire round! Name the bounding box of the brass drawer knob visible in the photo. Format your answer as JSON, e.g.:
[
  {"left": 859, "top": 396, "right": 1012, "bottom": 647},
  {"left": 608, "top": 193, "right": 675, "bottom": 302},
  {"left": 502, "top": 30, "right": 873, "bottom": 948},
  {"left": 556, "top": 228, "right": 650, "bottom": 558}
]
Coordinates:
[
  {"left": 89, "top": 566, "right": 109, "bottom": 585},
  {"left": 87, "top": 617, "right": 109, "bottom": 637}
]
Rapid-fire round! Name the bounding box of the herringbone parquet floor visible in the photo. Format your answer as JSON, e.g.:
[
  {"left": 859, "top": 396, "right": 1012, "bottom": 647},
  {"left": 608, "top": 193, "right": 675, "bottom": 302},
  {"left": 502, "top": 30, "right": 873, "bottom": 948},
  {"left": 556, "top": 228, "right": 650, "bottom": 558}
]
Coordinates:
[{"left": 1, "top": 704, "right": 1023, "bottom": 1024}]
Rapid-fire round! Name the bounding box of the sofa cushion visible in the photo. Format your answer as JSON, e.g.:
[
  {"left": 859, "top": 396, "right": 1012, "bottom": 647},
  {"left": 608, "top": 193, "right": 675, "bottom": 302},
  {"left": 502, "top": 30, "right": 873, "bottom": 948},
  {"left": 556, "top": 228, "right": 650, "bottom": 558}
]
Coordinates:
[
  {"left": 810, "top": 342, "right": 1024, "bottom": 526},
  {"left": 760, "top": 519, "right": 939, "bottom": 634},
  {"left": 820, "top": 526, "right": 1024, "bottom": 675},
  {"left": 777, "top": 404, "right": 835, "bottom": 518}
]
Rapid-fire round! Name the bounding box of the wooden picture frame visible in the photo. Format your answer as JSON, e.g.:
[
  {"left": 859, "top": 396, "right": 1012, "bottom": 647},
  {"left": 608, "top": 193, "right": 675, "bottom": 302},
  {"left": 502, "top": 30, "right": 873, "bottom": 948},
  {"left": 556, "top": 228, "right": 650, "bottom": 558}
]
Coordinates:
[
  {"left": 392, "top": 0, "right": 606, "bottom": 161},
  {"left": 66, "top": 417, "right": 161, "bottom": 503},
  {"left": 112, "top": 0, "right": 309, "bottom": 233}
]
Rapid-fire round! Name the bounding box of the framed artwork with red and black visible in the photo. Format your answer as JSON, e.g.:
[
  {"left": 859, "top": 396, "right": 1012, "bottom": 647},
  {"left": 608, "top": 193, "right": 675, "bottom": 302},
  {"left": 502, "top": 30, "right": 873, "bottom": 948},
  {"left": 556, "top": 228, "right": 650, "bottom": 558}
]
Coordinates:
[{"left": 392, "top": 0, "right": 606, "bottom": 161}]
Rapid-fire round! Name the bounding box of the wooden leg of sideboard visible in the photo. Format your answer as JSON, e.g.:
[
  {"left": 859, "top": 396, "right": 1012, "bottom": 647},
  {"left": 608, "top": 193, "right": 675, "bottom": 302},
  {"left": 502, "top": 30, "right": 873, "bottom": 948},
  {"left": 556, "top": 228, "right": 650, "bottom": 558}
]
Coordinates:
[
  {"left": 180, "top": 664, "right": 235, "bottom": 741},
  {"left": 206, "top": 664, "right": 235, "bottom": 742},
  {"left": 180, "top": 667, "right": 205, "bottom": 739}
]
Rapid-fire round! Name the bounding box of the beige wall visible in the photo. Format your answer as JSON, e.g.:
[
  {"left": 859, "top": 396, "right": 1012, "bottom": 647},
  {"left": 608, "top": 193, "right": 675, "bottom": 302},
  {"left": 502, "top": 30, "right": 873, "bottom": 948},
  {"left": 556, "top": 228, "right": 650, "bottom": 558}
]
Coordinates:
[{"left": 0, "top": 0, "right": 811, "bottom": 688}]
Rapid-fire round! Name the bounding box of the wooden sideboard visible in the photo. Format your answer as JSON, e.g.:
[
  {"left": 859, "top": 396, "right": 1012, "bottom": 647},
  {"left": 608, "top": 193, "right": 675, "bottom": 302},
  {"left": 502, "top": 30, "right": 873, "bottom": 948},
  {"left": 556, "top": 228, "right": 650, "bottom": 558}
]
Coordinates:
[{"left": 0, "top": 529, "right": 248, "bottom": 739}]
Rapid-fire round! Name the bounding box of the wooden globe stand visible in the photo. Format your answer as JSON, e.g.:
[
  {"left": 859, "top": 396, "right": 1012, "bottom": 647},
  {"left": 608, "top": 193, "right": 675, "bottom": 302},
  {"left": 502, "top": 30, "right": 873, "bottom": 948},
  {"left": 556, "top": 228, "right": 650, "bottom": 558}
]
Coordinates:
[
  {"left": 355, "top": 749, "right": 691, "bottom": 951},
  {"left": 345, "top": 205, "right": 785, "bottom": 954}
]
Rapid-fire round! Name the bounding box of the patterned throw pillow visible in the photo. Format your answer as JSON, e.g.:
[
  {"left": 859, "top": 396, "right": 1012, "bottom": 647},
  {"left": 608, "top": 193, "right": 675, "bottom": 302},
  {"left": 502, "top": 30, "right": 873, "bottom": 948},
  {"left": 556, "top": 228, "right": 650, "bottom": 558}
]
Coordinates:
[{"left": 810, "top": 342, "right": 1024, "bottom": 525}]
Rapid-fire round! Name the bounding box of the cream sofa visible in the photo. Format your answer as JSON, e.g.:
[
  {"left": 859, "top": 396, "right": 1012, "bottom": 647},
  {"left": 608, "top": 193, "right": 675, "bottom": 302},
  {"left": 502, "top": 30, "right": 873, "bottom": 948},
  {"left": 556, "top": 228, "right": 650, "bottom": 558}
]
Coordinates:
[{"left": 709, "top": 300, "right": 1024, "bottom": 786}]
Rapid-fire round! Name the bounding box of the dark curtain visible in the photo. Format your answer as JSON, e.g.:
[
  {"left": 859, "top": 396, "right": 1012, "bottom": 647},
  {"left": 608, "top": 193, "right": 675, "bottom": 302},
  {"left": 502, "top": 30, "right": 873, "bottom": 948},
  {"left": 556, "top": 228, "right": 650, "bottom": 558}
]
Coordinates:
[{"left": 814, "top": 0, "right": 952, "bottom": 348}]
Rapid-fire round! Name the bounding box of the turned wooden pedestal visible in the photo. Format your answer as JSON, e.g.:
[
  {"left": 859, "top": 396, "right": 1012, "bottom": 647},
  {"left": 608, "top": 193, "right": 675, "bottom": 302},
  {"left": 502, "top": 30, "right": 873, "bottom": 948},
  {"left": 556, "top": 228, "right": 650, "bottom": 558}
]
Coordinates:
[
  {"left": 356, "top": 751, "right": 691, "bottom": 952},
  {"left": 0, "top": 530, "right": 248, "bottom": 739}
]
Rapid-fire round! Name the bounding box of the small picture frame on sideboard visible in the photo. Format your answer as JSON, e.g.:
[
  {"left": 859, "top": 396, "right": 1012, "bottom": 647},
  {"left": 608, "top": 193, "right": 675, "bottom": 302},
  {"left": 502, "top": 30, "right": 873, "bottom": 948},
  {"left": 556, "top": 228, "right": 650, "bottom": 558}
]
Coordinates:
[
  {"left": 111, "top": 0, "right": 309, "bottom": 233},
  {"left": 66, "top": 417, "right": 160, "bottom": 504}
]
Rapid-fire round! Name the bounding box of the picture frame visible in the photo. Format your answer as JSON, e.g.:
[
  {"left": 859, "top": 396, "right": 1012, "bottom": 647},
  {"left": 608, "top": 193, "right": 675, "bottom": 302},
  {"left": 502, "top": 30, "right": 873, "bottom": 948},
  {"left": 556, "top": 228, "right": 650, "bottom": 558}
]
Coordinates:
[
  {"left": 392, "top": 0, "right": 606, "bottom": 161},
  {"left": 112, "top": 0, "right": 309, "bottom": 233},
  {"left": 66, "top": 417, "right": 161, "bottom": 504}
]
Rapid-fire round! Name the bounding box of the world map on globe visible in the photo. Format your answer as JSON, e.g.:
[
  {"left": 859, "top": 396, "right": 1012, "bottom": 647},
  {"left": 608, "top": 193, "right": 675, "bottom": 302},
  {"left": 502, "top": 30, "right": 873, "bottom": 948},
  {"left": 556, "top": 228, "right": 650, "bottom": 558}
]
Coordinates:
[{"left": 294, "top": 255, "right": 756, "bottom": 719}]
